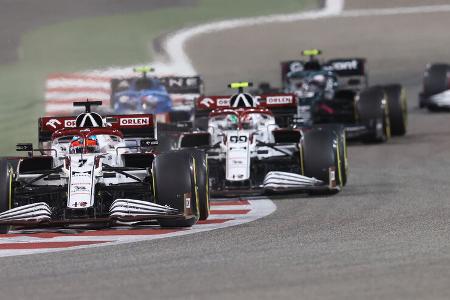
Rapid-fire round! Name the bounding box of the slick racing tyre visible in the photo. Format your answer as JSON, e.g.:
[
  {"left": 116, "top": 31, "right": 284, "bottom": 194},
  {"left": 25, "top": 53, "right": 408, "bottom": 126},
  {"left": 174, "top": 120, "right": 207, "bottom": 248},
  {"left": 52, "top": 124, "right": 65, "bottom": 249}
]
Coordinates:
[
  {"left": 423, "top": 64, "right": 449, "bottom": 99},
  {"left": 153, "top": 151, "right": 199, "bottom": 228},
  {"left": 302, "top": 127, "right": 343, "bottom": 193},
  {"left": 384, "top": 84, "right": 407, "bottom": 136},
  {"left": 335, "top": 126, "right": 348, "bottom": 187},
  {"left": 0, "top": 159, "right": 13, "bottom": 234},
  {"left": 313, "top": 124, "right": 348, "bottom": 186},
  {"left": 357, "top": 86, "right": 390, "bottom": 143},
  {"left": 177, "top": 149, "right": 210, "bottom": 221}
]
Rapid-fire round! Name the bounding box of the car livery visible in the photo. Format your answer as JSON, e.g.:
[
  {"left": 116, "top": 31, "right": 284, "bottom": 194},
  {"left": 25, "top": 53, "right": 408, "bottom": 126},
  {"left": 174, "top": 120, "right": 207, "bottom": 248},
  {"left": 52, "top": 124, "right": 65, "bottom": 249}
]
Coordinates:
[
  {"left": 179, "top": 82, "right": 348, "bottom": 196},
  {"left": 111, "top": 67, "right": 203, "bottom": 122},
  {"left": 0, "top": 101, "right": 209, "bottom": 234},
  {"left": 258, "top": 49, "right": 408, "bottom": 141}
]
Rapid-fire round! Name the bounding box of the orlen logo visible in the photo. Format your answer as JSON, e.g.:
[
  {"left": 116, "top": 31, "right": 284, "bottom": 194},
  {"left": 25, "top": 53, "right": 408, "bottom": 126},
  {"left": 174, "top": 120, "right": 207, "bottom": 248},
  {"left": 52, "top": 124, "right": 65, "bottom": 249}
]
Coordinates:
[
  {"left": 64, "top": 120, "right": 76, "bottom": 128},
  {"left": 120, "top": 117, "right": 150, "bottom": 126},
  {"left": 217, "top": 98, "right": 230, "bottom": 107},
  {"left": 266, "top": 96, "right": 293, "bottom": 105}
]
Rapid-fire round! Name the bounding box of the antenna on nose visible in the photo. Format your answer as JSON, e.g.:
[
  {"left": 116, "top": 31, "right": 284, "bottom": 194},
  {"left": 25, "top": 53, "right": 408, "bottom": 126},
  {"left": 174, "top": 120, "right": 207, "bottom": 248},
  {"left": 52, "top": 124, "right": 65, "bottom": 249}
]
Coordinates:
[{"left": 73, "top": 100, "right": 103, "bottom": 113}]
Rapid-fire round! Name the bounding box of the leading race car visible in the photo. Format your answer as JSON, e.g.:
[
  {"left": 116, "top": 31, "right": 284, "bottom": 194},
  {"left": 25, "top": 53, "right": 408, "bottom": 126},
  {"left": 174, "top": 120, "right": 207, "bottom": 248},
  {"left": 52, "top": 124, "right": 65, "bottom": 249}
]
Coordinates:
[
  {"left": 111, "top": 67, "right": 203, "bottom": 122},
  {"left": 178, "top": 82, "right": 348, "bottom": 196},
  {"left": 258, "top": 49, "right": 408, "bottom": 142},
  {"left": 419, "top": 63, "right": 450, "bottom": 110},
  {"left": 0, "top": 101, "right": 209, "bottom": 234}
]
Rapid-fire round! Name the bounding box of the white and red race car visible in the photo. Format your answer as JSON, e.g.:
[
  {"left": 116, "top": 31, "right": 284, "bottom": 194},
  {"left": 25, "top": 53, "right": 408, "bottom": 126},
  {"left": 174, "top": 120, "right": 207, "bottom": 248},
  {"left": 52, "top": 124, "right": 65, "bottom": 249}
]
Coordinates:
[
  {"left": 0, "top": 101, "right": 209, "bottom": 234},
  {"left": 178, "top": 82, "right": 348, "bottom": 196}
]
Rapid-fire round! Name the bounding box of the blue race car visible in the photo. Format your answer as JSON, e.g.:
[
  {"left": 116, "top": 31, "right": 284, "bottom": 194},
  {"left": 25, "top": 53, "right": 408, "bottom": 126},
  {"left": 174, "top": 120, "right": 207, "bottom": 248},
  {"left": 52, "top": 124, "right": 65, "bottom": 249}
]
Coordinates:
[
  {"left": 110, "top": 67, "right": 203, "bottom": 121},
  {"left": 111, "top": 67, "right": 172, "bottom": 115}
]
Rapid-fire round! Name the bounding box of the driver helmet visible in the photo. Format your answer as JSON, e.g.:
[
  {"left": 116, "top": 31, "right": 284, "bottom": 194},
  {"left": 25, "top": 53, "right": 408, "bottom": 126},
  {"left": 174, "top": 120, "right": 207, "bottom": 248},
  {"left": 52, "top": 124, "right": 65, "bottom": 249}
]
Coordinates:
[
  {"left": 242, "top": 113, "right": 260, "bottom": 129},
  {"left": 311, "top": 74, "right": 326, "bottom": 86},
  {"left": 85, "top": 135, "right": 99, "bottom": 153},
  {"left": 225, "top": 114, "right": 239, "bottom": 129},
  {"left": 69, "top": 136, "right": 84, "bottom": 154}
]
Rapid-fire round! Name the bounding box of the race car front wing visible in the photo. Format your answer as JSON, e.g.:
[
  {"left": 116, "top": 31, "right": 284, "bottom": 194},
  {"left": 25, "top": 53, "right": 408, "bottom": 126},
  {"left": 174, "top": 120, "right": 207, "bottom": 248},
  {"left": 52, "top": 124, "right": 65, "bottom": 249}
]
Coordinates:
[
  {"left": 0, "top": 199, "right": 182, "bottom": 226},
  {"left": 263, "top": 171, "right": 338, "bottom": 193},
  {"left": 0, "top": 203, "right": 51, "bottom": 223}
]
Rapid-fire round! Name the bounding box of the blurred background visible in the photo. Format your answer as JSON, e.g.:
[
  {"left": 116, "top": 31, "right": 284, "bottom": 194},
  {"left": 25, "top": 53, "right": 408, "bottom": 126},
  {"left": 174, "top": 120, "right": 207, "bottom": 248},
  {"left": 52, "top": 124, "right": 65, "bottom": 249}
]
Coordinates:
[{"left": 0, "top": 0, "right": 315, "bottom": 154}]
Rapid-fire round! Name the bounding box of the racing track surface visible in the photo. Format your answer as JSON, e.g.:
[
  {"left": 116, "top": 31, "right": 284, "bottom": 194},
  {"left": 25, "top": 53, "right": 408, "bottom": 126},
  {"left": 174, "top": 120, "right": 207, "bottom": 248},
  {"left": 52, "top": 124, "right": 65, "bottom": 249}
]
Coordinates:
[{"left": 2, "top": 1, "right": 450, "bottom": 299}]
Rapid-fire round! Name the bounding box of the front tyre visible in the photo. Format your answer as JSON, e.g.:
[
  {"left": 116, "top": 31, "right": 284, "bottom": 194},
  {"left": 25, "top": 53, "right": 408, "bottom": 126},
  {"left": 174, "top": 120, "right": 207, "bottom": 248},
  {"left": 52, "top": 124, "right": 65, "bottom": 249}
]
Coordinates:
[
  {"left": 313, "top": 124, "right": 348, "bottom": 186},
  {"left": 177, "top": 149, "right": 209, "bottom": 221},
  {"left": 153, "top": 151, "right": 199, "bottom": 228},
  {"left": 0, "top": 159, "right": 13, "bottom": 234},
  {"left": 302, "top": 127, "right": 343, "bottom": 193}
]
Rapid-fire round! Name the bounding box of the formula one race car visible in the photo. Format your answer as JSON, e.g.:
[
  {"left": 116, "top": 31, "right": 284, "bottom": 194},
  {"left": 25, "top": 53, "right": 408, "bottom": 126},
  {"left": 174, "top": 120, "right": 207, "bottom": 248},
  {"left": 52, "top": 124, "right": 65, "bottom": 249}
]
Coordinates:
[
  {"left": 280, "top": 49, "right": 368, "bottom": 92},
  {"left": 258, "top": 49, "right": 408, "bottom": 142},
  {"left": 110, "top": 67, "right": 203, "bottom": 122},
  {"left": 419, "top": 63, "right": 450, "bottom": 110},
  {"left": 0, "top": 101, "right": 209, "bottom": 234},
  {"left": 178, "top": 82, "right": 348, "bottom": 196}
]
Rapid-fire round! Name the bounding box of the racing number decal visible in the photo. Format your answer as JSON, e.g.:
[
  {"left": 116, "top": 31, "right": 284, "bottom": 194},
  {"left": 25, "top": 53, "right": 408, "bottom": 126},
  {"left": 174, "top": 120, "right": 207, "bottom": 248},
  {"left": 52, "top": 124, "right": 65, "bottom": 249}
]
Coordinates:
[
  {"left": 230, "top": 135, "right": 248, "bottom": 143},
  {"left": 78, "top": 159, "right": 88, "bottom": 167}
]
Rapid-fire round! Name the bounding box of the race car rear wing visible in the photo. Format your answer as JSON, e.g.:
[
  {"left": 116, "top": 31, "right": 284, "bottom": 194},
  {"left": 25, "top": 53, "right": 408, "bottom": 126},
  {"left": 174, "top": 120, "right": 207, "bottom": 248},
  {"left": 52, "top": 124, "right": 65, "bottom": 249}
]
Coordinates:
[
  {"left": 110, "top": 76, "right": 203, "bottom": 95},
  {"left": 160, "top": 76, "right": 204, "bottom": 94},
  {"left": 38, "top": 114, "right": 156, "bottom": 142},
  {"left": 325, "top": 58, "right": 368, "bottom": 90},
  {"left": 194, "top": 94, "right": 297, "bottom": 126},
  {"left": 281, "top": 58, "right": 368, "bottom": 91},
  {"left": 281, "top": 58, "right": 367, "bottom": 80},
  {"left": 324, "top": 58, "right": 366, "bottom": 77}
]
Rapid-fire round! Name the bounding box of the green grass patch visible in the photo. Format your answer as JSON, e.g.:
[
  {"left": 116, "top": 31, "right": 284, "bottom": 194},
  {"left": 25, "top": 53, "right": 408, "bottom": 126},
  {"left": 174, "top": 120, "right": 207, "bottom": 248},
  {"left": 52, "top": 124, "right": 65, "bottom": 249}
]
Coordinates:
[{"left": 0, "top": 0, "right": 316, "bottom": 154}]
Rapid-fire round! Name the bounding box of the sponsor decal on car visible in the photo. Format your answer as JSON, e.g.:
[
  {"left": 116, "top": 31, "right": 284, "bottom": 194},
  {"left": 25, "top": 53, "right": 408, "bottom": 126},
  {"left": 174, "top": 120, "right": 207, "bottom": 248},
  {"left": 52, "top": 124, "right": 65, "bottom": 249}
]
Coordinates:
[
  {"left": 65, "top": 120, "right": 76, "bottom": 128},
  {"left": 72, "top": 186, "right": 88, "bottom": 192},
  {"left": 46, "top": 119, "right": 62, "bottom": 129},
  {"left": 217, "top": 98, "right": 231, "bottom": 107},
  {"left": 266, "top": 96, "right": 293, "bottom": 105},
  {"left": 200, "top": 97, "right": 215, "bottom": 108},
  {"left": 331, "top": 60, "right": 359, "bottom": 71},
  {"left": 185, "top": 197, "right": 191, "bottom": 209},
  {"left": 119, "top": 117, "right": 150, "bottom": 126}
]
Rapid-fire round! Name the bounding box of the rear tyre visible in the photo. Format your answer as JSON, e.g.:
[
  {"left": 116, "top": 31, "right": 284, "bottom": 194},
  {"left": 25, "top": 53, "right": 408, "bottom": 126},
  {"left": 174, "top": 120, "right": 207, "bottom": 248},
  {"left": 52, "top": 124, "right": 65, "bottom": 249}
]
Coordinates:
[
  {"left": 153, "top": 151, "right": 199, "bottom": 228},
  {"left": 357, "top": 86, "right": 390, "bottom": 143},
  {"left": 0, "top": 159, "right": 13, "bottom": 234},
  {"left": 384, "top": 84, "right": 407, "bottom": 136},
  {"left": 302, "top": 128, "right": 342, "bottom": 194},
  {"left": 177, "top": 149, "right": 209, "bottom": 221}
]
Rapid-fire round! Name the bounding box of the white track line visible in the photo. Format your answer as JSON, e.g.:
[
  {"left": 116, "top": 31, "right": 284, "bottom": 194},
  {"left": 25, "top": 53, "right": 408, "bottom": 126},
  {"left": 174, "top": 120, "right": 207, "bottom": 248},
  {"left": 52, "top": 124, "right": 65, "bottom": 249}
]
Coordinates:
[
  {"left": 85, "top": 0, "right": 345, "bottom": 77},
  {"left": 0, "top": 199, "right": 276, "bottom": 258},
  {"left": 162, "top": 0, "right": 344, "bottom": 75},
  {"left": 341, "top": 4, "right": 450, "bottom": 18},
  {"left": 84, "top": 0, "right": 450, "bottom": 79}
]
